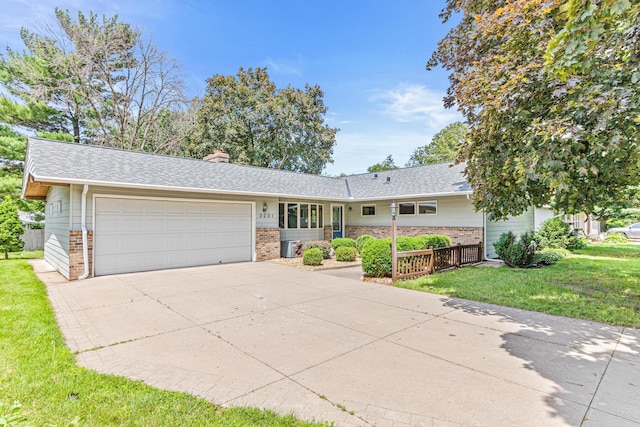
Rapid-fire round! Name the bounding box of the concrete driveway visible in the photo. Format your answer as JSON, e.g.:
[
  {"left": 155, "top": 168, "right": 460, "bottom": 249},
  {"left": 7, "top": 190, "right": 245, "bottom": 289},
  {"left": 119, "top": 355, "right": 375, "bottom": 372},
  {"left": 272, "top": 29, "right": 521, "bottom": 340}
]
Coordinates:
[{"left": 32, "top": 260, "right": 640, "bottom": 426}]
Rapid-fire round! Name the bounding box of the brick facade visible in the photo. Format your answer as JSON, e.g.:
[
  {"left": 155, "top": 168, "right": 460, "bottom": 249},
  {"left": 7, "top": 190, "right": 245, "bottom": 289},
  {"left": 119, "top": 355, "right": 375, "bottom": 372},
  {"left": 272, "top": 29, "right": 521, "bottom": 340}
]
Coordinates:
[
  {"left": 345, "top": 226, "right": 483, "bottom": 245},
  {"left": 255, "top": 228, "right": 281, "bottom": 261},
  {"left": 68, "top": 230, "right": 93, "bottom": 280},
  {"left": 323, "top": 226, "right": 333, "bottom": 241}
]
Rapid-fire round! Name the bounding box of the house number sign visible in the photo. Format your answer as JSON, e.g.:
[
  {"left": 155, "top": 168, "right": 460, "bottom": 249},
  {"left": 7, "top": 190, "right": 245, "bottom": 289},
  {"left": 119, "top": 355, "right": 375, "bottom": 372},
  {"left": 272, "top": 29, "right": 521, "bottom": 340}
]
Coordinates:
[{"left": 258, "top": 212, "right": 274, "bottom": 219}]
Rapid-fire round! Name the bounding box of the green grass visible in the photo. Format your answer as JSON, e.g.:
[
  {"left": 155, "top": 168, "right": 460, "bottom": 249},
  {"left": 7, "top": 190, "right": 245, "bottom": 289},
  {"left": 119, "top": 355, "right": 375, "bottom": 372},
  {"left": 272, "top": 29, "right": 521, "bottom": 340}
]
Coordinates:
[
  {"left": 0, "top": 259, "right": 330, "bottom": 426},
  {"left": 398, "top": 243, "right": 640, "bottom": 327},
  {"left": 3, "top": 249, "right": 43, "bottom": 260}
]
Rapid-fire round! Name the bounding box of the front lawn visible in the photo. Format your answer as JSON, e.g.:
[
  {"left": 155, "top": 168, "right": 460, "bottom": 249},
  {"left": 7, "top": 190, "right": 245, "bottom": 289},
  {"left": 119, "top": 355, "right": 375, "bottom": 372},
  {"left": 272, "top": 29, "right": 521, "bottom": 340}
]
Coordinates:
[
  {"left": 398, "top": 243, "right": 640, "bottom": 328},
  {"left": 0, "top": 259, "right": 329, "bottom": 426}
]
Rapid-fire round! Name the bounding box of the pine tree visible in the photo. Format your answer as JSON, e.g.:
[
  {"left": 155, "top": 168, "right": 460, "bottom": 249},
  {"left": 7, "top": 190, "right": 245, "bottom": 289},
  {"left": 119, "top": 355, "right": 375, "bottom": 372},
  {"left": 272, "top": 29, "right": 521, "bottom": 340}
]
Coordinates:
[{"left": 0, "top": 196, "right": 24, "bottom": 259}]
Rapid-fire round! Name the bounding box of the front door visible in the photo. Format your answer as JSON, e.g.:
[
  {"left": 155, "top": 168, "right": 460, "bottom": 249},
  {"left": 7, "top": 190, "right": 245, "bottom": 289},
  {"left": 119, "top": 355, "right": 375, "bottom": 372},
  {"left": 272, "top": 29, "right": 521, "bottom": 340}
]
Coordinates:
[{"left": 332, "top": 205, "right": 343, "bottom": 239}]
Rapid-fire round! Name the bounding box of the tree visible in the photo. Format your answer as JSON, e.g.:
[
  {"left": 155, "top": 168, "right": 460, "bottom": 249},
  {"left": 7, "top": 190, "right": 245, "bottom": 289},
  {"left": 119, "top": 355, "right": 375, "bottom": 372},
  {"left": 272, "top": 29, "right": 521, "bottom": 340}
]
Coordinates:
[
  {"left": 0, "top": 125, "right": 44, "bottom": 213},
  {"left": 428, "top": 0, "right": 640, "bottom": 219},
  {"left": 367, "top": 155, "right": 398, "bottom": 173},
  {"left": 406, "top": 121, "right": 467, "bottom": 166},
  {"left": 187, "top": 67, "right": 338, "bottom": 174},
  {"left": 1, "top": 8, "right": 188, "bottom": 153},
  {"left": 0, "top": 196, "right": 24, "bottom": 259}
]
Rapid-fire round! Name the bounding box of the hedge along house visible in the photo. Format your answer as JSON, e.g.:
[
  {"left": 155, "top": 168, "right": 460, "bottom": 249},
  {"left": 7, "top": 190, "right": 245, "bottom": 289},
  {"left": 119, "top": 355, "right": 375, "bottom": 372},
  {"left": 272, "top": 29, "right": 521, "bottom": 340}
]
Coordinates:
[{"left": 23, "top": 137, "right": 560, "bottom": 280}]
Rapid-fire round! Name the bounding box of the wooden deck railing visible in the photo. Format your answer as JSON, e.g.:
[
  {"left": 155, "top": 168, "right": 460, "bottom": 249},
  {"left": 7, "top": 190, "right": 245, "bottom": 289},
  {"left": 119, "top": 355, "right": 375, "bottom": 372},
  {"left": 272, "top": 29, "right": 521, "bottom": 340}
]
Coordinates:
[{"left": 395, "top": 242, "right": 483, "bottom": 280}]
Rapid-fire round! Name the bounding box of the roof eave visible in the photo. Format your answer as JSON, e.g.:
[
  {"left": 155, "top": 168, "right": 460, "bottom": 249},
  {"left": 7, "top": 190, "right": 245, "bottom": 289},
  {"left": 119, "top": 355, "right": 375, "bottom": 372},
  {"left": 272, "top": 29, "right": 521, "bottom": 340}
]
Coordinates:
[{"left": 27, "top": 174, "right": 349, "bottom": 201}]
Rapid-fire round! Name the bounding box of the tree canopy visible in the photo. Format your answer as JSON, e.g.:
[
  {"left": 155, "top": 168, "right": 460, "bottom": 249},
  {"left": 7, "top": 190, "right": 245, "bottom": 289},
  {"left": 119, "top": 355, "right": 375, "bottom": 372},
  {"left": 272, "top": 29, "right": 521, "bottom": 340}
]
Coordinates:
[
  {"left": 0, "top": 8, "right": 188, "bottom": 153},
  {"left": 428, "top": 0, "right": 640, "bottom": 219},
  {"left": 406, "top": 121, "right": 467, "bottom": 167},
  {"left": 187, "top": 67, "right": 338, "bottom": 174},
  {"left": 367, "top": 155, "right": 398, "bottom": 173}
]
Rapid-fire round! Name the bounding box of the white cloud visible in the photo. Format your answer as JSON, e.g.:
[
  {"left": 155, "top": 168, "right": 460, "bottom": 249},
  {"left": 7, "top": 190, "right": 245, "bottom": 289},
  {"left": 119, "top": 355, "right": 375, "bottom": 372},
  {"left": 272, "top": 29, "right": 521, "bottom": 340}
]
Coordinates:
[{"left": 369, "top": 83, "right": 460, "bottom": 130}]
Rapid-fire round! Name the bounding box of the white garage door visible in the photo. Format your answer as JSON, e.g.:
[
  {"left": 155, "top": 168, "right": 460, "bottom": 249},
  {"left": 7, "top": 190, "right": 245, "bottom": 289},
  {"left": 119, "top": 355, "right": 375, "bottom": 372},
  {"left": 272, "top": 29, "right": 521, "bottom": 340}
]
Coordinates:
[{"left": 94, "top": 197, "right": 253, "bottom": 276}]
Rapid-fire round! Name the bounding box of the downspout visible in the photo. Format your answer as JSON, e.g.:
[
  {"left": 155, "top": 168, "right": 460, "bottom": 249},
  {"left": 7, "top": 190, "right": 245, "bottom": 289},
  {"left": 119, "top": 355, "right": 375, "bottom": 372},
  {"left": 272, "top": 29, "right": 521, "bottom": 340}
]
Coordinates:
[{"left": 78, "top": 184, "right": 90, "bottom": 280}]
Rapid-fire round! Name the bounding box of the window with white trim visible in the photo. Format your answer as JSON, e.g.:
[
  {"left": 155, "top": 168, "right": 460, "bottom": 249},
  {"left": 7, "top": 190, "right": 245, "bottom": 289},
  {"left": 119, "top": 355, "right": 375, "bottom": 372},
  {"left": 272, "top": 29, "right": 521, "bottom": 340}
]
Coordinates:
[
  {"left": 279, "top": 202, "right": 325, "bottom": 229},
  {"left": 399, "top": 202, "right": 415, "bottom": 215},
  {"left": 418, "top": 201, "right": 437, "bottom": 215},
  {"left": 361, "top": 204, "right": 376, "bottom": 216}
]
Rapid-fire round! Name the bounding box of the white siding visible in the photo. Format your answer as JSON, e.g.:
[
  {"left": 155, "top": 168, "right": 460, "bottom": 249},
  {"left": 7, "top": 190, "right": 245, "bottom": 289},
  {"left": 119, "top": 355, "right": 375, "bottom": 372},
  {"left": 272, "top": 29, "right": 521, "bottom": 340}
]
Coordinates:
[
  {"left": 534, "top": 207, "right": 556, "bottom": 230},
  {"left": 279, "top": 229, "right": 324, "bottom": 242},
  {"left": 44, "top": 186, "right": 70, "bottom": 279},
  {"left": 486, "top": 210, "right": 535, "bottom": 259},
  {"left": 344, "top": 196, "right": 483, "bottom": 228}
]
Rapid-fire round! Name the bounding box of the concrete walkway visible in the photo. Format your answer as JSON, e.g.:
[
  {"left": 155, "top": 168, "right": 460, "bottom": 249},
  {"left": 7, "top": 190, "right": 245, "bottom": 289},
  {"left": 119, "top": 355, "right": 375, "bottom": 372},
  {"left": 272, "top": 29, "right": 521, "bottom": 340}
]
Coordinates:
[{"left": 31, "top": 260, "right": 640, "bottom": 426}]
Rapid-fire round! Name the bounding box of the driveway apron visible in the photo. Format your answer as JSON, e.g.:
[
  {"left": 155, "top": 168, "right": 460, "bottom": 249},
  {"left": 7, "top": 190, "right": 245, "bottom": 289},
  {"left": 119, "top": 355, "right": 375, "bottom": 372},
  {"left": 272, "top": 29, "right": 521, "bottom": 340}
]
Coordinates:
[{"left": 31, "top": 259, "right": 640, "bottom": 427}]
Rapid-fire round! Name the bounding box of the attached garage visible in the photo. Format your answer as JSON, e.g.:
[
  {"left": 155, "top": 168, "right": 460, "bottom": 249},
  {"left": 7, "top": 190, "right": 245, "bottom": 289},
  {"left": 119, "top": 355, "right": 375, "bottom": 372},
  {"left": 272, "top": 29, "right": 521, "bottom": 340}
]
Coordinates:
[{"left": 94, "top": 197, "right": 253, "bottom": 276}]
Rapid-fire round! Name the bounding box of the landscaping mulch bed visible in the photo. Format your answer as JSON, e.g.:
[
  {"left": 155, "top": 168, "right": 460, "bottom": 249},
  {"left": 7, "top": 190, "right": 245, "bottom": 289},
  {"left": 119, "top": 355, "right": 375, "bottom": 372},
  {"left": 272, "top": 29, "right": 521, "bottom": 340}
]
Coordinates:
[{"left": 267, "top": 256, "right": 361, "bottom": 271}]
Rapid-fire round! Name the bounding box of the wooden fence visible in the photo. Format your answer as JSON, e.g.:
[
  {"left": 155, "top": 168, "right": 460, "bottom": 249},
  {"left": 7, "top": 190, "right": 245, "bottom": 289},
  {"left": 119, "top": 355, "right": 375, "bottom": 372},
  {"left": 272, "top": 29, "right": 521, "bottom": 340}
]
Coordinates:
[
  {"left": 395, "top": 242, "right": 483, "bottom": 280},
  {"left": 20, "top": 229, "right": 44, "bottom": 251}
]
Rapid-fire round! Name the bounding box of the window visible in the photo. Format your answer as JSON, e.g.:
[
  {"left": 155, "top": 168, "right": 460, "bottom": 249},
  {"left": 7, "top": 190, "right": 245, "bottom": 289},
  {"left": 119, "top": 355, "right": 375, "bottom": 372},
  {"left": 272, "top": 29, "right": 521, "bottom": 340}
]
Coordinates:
[
  {"left": 310, "top": 204, "right": 317, "bottom": 228},
  {"left": 279, "top": 203, "right": 285, "bottom": 228},
  {"left": 399, "top": 202, "right": 415, "bottom": 215},
  {"left": 300, "top": 204, "right": 309, "bottom": 228},
  {"left": 361, "top": 204, "right": 376, "bottom": 216},
  {"left": 279, "top": 202, "right": 325, "bottom": 229},
  {"left": 418, "top": 201, "right": 437, "bottom": 215},
  {"left": 564, "top": 214, "right": 581, "bottom": 230},
  {"left": 287, "top": 203, "right": 298, "bottom": 228}
]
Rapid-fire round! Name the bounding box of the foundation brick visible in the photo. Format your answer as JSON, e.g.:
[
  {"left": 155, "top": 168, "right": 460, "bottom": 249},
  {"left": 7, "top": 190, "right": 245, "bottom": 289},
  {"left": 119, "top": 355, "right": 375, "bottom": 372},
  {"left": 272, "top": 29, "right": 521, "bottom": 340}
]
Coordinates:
[
  {"left": 68, "top": 230, "right": 93, "bottom": 280},
  {"left": 345, "top": 226, "right": 483, "bottom": 245},
  {"left": 255, "top": 228, "right": 280, "bottom": 261}
]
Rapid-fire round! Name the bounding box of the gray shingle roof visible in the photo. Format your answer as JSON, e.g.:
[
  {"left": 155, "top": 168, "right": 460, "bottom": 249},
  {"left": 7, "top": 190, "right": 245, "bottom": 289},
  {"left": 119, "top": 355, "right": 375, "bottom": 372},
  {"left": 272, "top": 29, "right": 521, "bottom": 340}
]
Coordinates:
[
  {"left": 24, "top": 138, "right": 471, "bottom": 200},
  {"left": 343, "top": 162, "right": 471, "bottom": 200}
]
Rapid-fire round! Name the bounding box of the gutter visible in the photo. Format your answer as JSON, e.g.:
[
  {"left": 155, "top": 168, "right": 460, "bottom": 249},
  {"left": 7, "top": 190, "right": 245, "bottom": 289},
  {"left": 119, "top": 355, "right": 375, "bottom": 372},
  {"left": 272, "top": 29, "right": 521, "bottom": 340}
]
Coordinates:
[
  {"left": 26, "top": 174, "right": 473, "bottom": 202},
  {"left": 78, "top": 184, "right": 90, "bottom": 280}
]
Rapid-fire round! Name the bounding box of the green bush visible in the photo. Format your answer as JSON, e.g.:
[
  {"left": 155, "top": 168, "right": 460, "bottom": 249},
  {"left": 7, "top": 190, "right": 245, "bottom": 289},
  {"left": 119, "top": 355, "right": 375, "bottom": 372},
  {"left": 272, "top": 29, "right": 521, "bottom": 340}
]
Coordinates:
[
  {"left": 335, "top": 246, "right": 357, "bottom": 262},
  {"left": 604, "top": 232, "right": 629, "bottom": 243},
  {"left": 535, "top": 217, "right": 587, "bottom": 250},
  {"left": 494, "top": 231, "right": 538, "bottom": 268},
  {"left": 331, "top": 237, "right": 356, "bottom": 249},
  {"left": 567, "top": 236, "right": 588, "bottom": 250},
  {"left": 396, "top": 236, "right": 423, "bottom": 251},
  {"left": 355, "top": 234, "right": 375, "bottom": 253},
  {"left": 303, "top": 240, "right": 332, "bottom": 259},
  {"left": 302, "top": 248, "right": 323, "bottom": 266},
  {"left": 534, "top": 248, "right": 566, "bottom": 266},
  {"left": 360, "top": 238, "right": 392, "bottom": 277},
  {"left": 418, "top": 234, "right": 452, "bottom": 248}
]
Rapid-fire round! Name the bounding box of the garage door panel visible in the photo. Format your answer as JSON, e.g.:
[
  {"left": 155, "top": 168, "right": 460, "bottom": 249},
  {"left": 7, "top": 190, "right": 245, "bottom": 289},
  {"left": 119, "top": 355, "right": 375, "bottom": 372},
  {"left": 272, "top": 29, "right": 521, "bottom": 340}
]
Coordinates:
[{"left": 95, "top": 198, "right": 253, "bottom": 276}]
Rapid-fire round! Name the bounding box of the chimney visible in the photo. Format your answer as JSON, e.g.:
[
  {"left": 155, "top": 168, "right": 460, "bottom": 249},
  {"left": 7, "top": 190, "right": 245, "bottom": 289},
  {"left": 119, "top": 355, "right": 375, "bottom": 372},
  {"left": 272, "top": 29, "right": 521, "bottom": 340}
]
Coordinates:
[{"left": 204, "top": 150, "right": 229, "bottom": 163}]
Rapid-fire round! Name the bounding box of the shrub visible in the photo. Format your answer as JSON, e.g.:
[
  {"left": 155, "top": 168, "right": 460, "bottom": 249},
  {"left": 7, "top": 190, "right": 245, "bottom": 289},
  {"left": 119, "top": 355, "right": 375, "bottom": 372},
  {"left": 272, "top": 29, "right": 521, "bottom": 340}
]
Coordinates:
[
  {"left": 355, "top": 234, "right": 375, "bottom": 253},
  {"left": 494, "top": 231, "right": 537, "bottom": 268},
  {"left": 418, "top": 234, "right": 452, "bottom": 248},
  {"left": 535, "top": 217, "right": 587, "bottom": 250},
  {"left": 302, "top": 248, "right": 323, "bottom": 266},
  {"left": 604, "top": 232, "right": 629, "bottom": 244},
  {"left": 331, "top": 237, "right": 356, "bottom": 249},
  {"left": 360, "top": 238, "right": 392, "bottom": 277},
  {"left": 336, "top": 246, "right": 357, "bottom": 262},
  {"left": 396, "top": 236, "right": 423, "bottom": 251},
  {"left": 534, "top": 248, "right": 566, "bottom": 266},
  {"left": 303, "top": 240, "right": 332, "bottom": 259},
  {"left": 567, "top": 236, "right": 588, "bottom": 250}
]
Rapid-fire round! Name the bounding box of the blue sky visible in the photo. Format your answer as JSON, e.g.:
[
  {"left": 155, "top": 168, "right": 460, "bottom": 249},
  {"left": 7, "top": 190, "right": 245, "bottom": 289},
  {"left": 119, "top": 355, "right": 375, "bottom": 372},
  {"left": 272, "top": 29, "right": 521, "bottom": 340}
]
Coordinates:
[{"left": 1, "top": 0, "right": 463, "bottom": 175}]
